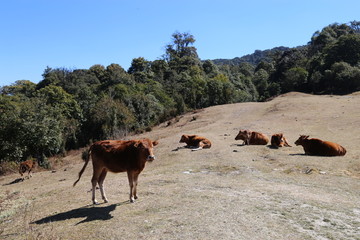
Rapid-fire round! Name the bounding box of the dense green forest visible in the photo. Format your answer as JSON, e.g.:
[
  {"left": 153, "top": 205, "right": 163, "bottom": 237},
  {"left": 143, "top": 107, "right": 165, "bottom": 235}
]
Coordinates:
[
  {"left": 212, "top": 46, "right": 290, "bottom": 66},
  {"left": 1, "top": 21, "right": 360, "bottom": 171}
]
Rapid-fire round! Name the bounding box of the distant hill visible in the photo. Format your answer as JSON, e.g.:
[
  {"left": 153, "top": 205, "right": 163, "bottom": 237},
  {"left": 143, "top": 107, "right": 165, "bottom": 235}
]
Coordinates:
[{"left": 211, "top": 46, "right": 290, "bottom": 65}]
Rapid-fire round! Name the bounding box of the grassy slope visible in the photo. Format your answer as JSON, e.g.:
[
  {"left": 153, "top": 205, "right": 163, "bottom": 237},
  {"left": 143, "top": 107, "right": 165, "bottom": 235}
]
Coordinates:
[{"left": 1, "top": 92, "right": 360, "bottom": 240}]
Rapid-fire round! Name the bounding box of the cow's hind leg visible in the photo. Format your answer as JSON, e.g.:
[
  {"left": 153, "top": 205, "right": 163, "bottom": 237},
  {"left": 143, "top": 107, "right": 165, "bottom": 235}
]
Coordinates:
[
  {"left": 91, "top": 167, "right": 103, "bottom": 205},
  {"left": 98, "top": 169, "right": 108, "bottom": 203}
]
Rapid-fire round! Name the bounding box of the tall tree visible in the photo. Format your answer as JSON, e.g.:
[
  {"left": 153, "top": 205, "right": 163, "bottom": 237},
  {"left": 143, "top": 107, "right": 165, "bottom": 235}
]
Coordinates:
[{"left": 164, "top": 32, "right": 201, "bottom": 73}]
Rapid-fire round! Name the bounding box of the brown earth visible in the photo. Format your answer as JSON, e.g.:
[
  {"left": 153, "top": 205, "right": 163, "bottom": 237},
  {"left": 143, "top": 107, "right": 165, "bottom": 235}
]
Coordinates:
[{"left": 1, "top": 92, "right": 360, "bottom": 240}]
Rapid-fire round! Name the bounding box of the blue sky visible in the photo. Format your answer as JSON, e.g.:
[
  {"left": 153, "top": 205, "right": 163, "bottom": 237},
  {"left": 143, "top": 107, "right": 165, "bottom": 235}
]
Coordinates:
[{"left": 1, "top": 0, "right": 359, "bottom": 86}]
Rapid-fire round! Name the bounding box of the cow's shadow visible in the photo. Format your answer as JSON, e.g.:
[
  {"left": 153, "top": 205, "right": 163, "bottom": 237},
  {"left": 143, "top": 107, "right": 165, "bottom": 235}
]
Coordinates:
[
  {"left": 172, "top": 146, "right": 184, "bottom": 151},
  {"left": 3, "top": 178, "right": 24, "bottom": 186},
  {"left": 230, "top": 143, "right": 246, "bottom": 147},
  {"left": 172, "top": 146, "right": 195, "bottom": 151},
  {"left": 32, "top": 202, "right": 127, "bottom": 225},
  {"left": 289, "top": 153, "right": 331, "bottom": 157},
  {"left": 289, "top": 153, "right": 306, "bottom": 156}
]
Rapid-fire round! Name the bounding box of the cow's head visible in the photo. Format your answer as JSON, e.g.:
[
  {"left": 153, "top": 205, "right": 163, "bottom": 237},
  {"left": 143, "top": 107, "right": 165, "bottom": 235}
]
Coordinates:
[
  {"left": 294, "top": 135, "right": 309, "bottom": 146},
  {"left": 179, "top": 135, "right": 189, "bottom": 143},
  {"left": 235, "top": 130, "right": 250, "bottom": 140},
  {"left": 134, "top": 139, "right": 158, "bottom": 161},
  {"left": 272, "top": 133, "right": 283, "bottom": 145}
]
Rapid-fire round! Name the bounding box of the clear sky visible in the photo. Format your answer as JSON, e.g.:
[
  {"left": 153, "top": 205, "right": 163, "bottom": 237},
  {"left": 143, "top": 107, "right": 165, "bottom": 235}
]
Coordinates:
[{"left": 1, "top": 0, "right": 359, "bottom": 87}]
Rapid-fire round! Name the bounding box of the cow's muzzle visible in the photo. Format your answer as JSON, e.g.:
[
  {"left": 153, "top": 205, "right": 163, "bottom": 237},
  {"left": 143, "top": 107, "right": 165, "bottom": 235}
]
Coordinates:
[{"left": 147, "top": 155, "right": 156, "bottom": 161}]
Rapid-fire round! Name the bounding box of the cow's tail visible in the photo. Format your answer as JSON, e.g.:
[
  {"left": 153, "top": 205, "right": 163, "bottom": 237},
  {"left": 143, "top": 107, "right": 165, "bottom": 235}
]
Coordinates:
[{"left": 73, "top": 145, "right": 92, "bottom": 187}]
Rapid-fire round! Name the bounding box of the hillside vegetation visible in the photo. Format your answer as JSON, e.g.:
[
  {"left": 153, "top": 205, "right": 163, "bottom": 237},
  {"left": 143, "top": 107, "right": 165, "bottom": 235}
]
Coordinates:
[
  {"left": 1, "top": 21, "right": 360, "bottom": 172},
  {"left": 1, "top": 92, "right": 359, "bottom": 239}
]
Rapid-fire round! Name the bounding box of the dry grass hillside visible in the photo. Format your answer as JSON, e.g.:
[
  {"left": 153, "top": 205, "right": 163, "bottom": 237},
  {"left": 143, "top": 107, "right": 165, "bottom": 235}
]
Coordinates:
[{"left": 1, "top": 92, "right": 360, "bottom": 240}]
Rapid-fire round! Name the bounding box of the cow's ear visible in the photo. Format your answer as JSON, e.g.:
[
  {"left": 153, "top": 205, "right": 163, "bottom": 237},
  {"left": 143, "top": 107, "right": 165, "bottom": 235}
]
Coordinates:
[{"left": 152, "top": 140, "right": 159, "bottom": 146}]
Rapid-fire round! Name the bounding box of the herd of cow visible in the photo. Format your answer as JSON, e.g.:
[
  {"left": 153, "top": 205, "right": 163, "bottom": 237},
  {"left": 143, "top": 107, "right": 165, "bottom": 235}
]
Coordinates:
[
  {"left": 178, "top": 130, "right": 346, "bottom": 156},
  {"left": 18, "top": 129, "right": 346, "bottom": 204},
  {"left": 235, "top": 129, "right": 346, "bottom": 156}
]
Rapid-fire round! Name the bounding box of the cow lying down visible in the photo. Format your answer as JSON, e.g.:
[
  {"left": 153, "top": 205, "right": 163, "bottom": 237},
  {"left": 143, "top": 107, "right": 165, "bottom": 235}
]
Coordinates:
[
  {"left": 235, "top": 130, "right": 269, "bottom": 145},
  {"left": 179, "top": 134, "right": 212, "bottom": 151},
  {"left": 73, "top": 138, "right": 158, "bottom": 204},
  {"left": 271, "top": 133, "right": 292, "bottom": 148},
  {"left": 294, "top": 135, "right": 346, "bottom": 156}
]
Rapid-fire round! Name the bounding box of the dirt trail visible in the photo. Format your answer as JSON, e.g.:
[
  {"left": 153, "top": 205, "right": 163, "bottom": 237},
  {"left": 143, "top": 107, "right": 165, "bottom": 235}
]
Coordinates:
[{"left": 1, "top": 92, "right": 360, "bottom": 240}]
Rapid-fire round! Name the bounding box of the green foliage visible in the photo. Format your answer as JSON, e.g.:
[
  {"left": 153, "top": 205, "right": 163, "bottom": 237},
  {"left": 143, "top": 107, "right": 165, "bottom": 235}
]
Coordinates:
[
  {"left": 1, "top": 80, "right": 36, "bottom": 97},
  {"left": 105, "top": 63, "right": 133, "bottom": 86},
  {"left": 212, "top": 47, "right": 290, "bottom": 66},
  {"left": 165, "top": 32, "right": 201, "bottom": 73},
  {"left": 0, "top": 95, "right": 64, "bottom": 165},
  {"left": 207, "top": 74, "right": 235, "bottom": 105},
  {"left": 253, "top": 69, "right": 270, "bottom": 100},
  {"left": 282, "top": 67, "right": 308, "bottom": 92},
  {"left": 202, "top": 60, "right": 219, "bottom": 77},
  {"left": 324, "top": 34, "right": 360, "bottom": 67},
  {"left": 323, "top": 62, "right": 360, "bottom": 94},
  {"left": 125, "top": 93, "right": 164, "bottom": 130},
  {"left": 0, "top": 95, "right": 23, "bottom": 163},
  {"left": 89, "top": 64, "right": 107, "bottom": 82},
  {"left": 264, "top": 21, "right": 360, "bottom": 95},
  {"left": 90, "top": 95, "right": 135, "bottom": 139}
]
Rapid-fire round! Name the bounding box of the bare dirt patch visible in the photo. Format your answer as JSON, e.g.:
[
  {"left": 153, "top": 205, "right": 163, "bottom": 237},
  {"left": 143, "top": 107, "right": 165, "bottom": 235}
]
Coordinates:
[{"left": 1, "top": 92, "right": 360, "bottom": 240}]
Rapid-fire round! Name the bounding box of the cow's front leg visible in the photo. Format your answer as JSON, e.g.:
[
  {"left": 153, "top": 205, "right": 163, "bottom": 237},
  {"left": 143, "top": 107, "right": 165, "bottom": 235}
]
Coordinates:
[
  {"left": 127, "top": 171, "right": 140, "bottom": 203},
  {"left": 127, "top": 171, "right": 135, "bottom": 202},
  {"left": 132, "top": 172, "right": 140, "bottom": 200}
]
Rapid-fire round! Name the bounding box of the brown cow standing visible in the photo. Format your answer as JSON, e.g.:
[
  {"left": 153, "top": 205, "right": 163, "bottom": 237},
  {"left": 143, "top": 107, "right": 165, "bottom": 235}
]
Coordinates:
[
  {"left": 73, "top": 138, "right": 158, "bottom": 204},
  {"left": 271, "top": 133, "right": 292, "bottom": 148},
  {"left": 19, "top": 159, "right": 35, "bottom": 179},
  {"left": 294, "top": 135, "right": 346, "bottom": 156},
  {"left": 235, "top": 130, "right": 269, "bottom": 145},
  {"left": 179, "top": 134, "right": 212, "bottom": 151}
]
